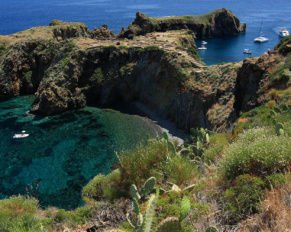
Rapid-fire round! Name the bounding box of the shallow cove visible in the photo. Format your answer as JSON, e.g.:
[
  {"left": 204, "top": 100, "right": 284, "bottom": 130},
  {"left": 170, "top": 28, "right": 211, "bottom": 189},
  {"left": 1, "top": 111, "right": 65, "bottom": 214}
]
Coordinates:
[{"left": 0, "top": 96, "right": 163, "bottom": 209}]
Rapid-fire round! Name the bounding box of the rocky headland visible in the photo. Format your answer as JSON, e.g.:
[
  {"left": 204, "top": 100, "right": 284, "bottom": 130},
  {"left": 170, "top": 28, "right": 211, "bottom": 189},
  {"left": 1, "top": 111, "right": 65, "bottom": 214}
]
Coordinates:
[{"left": 0, "top": 9, "right": 289, "bottom": 132}]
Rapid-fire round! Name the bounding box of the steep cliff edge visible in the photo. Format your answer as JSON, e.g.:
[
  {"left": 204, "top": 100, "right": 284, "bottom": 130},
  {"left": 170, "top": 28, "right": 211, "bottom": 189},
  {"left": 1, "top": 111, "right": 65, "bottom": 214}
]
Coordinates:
[
  {"left": 119, "top": 8, "right": 246, "bottom": 39},
  {"left": 1, "top": 14, "right": 289, "bottom": 132}
]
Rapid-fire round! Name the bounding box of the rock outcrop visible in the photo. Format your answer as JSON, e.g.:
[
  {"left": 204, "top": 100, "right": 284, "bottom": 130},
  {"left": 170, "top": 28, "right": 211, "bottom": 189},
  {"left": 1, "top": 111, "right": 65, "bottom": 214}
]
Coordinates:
[
  {"left": 1, "top": 11, "right": 289, "bottom": 132},
  {"left": 119, "top": 8, "right": 246, "bottom": 39}
]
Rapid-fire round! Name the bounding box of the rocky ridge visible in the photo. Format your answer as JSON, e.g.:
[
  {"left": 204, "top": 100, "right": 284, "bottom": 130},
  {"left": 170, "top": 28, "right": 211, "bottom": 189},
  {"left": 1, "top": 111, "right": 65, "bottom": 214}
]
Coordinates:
[
  {"left": 119, "top": 8, "right": 246, "bottom": 39},
  {"left": 0, "top": 10, "right": 290, "bottom": 132}
]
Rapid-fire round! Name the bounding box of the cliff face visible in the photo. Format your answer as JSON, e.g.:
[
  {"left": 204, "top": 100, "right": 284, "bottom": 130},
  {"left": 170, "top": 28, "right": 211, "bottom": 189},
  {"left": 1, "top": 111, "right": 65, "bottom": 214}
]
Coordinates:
[
  {"left": 120, "top": 8, "right": 246, "bottom": 39},
  {"left": 0, "top": 33, "right": 239, "bottom": 131},
  {"left": 1, "top": 14, "right": 289, "bottom": 132}
]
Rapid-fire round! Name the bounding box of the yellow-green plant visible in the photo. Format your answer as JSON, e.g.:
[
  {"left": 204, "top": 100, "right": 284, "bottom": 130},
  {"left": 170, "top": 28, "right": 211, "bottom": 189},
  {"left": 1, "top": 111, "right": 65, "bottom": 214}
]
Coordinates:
[{"left": 155, "top": 196, "right": 191, "bottom": 232}]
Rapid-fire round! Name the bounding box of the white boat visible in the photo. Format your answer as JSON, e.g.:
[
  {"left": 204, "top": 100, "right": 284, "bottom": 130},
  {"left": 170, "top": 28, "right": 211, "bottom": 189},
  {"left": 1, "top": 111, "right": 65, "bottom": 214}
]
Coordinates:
[
  {"left": 254, "top": 36, "right": 268, "bottom": 42},
  {"left": 13, "top": 133, "right": 29, "bottom": 138},
  {"left": 198, "top": 45, "right": 207, "bottom": 50},
  {"left": 254, "top": 20, "right": 268, "bottom": 42},
  {"left": 279, "top": 29, "right": 289, "bottom": 37},
  {"left": 13, "top": 130, "right": 29, "bottom": 138},
  {"left": 243, "top": 49, "right": 252, "bottom": 54},
  {"left": 201, "top": 41, "right": 208, "bottom": 45}
]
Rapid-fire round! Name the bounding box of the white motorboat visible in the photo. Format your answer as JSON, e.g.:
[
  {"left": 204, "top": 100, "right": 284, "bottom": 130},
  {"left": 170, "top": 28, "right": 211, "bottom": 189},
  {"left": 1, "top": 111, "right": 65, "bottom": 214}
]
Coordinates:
[
  {"left": 254, "top": 20, "right": 268, "bottom": 42},
  {"left": 13, "top": 130, "right": 29, "bottom": 138},
  {"left": 243, "top": 49, "right": 252, "bottom": 54},
  {"left": 201, "top": 41, "right": 208, "bottom": 45},
  {"left": 13, "top": 133, "right": 29, "bottom": 138},
  {"left": 279, "top": 29, "right": 289, "bottom": 38},
  {"left": 198, "top": 45, "right": 207, "bottom": 50}
]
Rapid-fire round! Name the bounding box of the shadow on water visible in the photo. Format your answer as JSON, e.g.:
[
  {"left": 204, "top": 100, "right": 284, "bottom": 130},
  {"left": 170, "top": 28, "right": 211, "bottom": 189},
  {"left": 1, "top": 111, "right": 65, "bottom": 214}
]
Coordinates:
[{"left": 1, "top": 96, "right": 177, "bottom": 209}]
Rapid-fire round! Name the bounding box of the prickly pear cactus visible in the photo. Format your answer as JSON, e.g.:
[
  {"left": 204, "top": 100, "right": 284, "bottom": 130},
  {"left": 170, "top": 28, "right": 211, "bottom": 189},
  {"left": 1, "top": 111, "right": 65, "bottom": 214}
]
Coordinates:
[
  {"left": 133, "top": 198, "right": 140, "bottom": 215},
  {"left": 141, "top": 177, "right": 156, "bottom": 198},
  {"left": 275, "top": 123, "right": 284, "bottom": 136},
  {"left": 167, "top": 141, "right": 176, "bottom": 155},
  {"left": 274, "top": 106, "right": 281, "bottom": 114},
  {"left": 270, "top": 110, "right": 276, "bottom": 116},
  {"left": 130, "top": 184, "right": 141, "bottom": 201},
  {"left": 141, "top": 194, "right": 156, "bottom": 232},
  {"left": 179, "top": 196, "right": 191, "bottom": 222},
  {"left": 205, "top": 226, "right": 218, "bottom": 232},
  {"left": 163, "top": 132, "right": 169, "bottom": 141},
  {"left": 155, "top": 217, "right": 181, "bottom": 232}
]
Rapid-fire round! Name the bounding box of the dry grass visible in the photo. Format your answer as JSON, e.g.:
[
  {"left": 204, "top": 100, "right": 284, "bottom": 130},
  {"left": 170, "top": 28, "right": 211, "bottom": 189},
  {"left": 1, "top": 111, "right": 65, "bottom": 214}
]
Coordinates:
[
  {"left": 190, "top": 164, "right": 225, "bottom": 231},
  {"left": 238, "top": 172, "right": 291, "bottom": 232}
]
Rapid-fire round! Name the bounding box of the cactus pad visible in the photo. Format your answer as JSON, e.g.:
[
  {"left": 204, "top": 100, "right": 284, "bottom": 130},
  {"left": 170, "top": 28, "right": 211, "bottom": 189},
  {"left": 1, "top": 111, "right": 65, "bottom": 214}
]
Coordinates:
[
  {"left": 205, "top": 226, "right": 218, "bottom": 232},
  {"left": 179, "top": 196, "right": 191, "bottom": 222},
  {"left": 141, "top": 194, "right": 156, "bottom": 232},
  {"left": 141, "top": 177, "right": 156, "bottom": 198},
  {"left": 167, "top": 141, "right": 176, "bottom": 154},
  {"left": 155, "top": 217, "right": 181, "bottom": 232},
  {"left": 130, "top": 184, "right": 141, "bottom": 201}
]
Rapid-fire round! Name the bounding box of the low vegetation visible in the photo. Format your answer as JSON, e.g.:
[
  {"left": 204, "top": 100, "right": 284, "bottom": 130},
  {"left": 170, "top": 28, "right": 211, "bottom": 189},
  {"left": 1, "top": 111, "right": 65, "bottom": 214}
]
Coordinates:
[{"left": 1, "top": 100, "right": 290, "bottom": 231}]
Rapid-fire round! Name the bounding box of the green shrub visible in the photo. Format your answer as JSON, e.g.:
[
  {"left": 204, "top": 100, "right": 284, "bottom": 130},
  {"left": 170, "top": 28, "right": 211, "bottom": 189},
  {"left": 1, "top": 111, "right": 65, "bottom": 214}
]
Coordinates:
[
  {"left": 203, "top": 144, "right": 224, "bottom": 164},
  {"left": 65, "top": 207, "right": 94, "bottom": 225},
  {"left": 82, "top": 170, "right": 123, "bottom": 202},
  {"left": 82, "top": 174, "right": 106, "bottom": 202},
  {"left": 94, "top": 67, "right": 104, "bottom": 83},
  {"left": 102, "top": 169, "right": 123, "bottom": 201},
  {"left": 163, "top": 155, "right": 198, "bottom": 185},
  {"left": 61, "top": 57, "right": 70, "bottom": 68},
  {"left": 0, "top": 213, "right": 43, "bottom": 232},
  {"left": 0, "top": 196, "right": 38, "bottom": 217},
  {"left": 155, "top": 191, "right": 208, "bottom": 228},
  {"left": 118, "top": 138, "right": 170, "bottom": 188},
  {"left": 0, "top": 196, "right": 41, "bottom": 232},
  {"left": 223, "top": 174, "right": 265, "bottom": 223},
  {"left": 24, "top": 71, "right": 33, "bottom": 81},
  {"left": 0, "top": 42, "right": 9, "bottom": 55},
  {"left": 234, "top": 105, "right": 273, "bottom": 133},
  {"left": 145, "top": 46, "right": 163, "bottom": 51},
  {"left": 118, "top": 45, "right": 129, "bottom": 50},
  {"left": 265, "top": 173, "right": 288, "bottom": 188},
  {"left": 176, "top": 68, "right": 189, "bottom": 83},
  {"left": 221, "top": 126, "right": 291, "bottom": 179},
  {"left": 275, "top": 35, "right": 291, "bottom": 54}
]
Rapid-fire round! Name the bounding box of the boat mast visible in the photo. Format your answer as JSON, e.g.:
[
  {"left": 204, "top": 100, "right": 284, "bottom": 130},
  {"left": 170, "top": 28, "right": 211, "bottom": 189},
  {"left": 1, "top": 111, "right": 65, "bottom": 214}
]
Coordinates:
[{"left": 258, "top": 18, "right": 264, "bottom": 37}]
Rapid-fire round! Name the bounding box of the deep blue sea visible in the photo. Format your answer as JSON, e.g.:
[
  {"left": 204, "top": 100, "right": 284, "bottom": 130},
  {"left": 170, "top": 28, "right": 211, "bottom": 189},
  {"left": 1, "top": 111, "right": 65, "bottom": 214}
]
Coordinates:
[{"left": 0, "top": 0, "right": 291, "bottom": 208}]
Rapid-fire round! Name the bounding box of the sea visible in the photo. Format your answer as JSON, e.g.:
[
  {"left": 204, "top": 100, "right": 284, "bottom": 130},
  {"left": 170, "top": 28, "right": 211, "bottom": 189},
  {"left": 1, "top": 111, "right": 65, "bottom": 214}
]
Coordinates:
[{"left": 0, "top": 0, "right": 291, "bottom": 208}]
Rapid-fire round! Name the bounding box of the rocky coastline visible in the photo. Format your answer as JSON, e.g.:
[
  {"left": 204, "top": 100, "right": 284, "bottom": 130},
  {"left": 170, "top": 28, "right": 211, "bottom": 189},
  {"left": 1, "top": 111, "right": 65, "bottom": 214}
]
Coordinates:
[{"left": 0, "top": 9, "right": 288, "bottom": 132}]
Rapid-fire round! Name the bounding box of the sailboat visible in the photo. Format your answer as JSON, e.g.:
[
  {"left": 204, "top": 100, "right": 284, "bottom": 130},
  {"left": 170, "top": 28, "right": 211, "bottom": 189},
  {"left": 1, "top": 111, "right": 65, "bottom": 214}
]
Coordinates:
[{"left": 254, "top": 19, "right": 268, "bottom": 43}]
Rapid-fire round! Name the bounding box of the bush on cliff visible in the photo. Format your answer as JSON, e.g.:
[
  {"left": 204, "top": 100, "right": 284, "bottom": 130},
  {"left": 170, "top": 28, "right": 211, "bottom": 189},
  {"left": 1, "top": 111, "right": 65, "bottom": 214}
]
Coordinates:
[
  {"left": 223, "top": 174, "right": 266, "bottom": 223},
  {"left": 82, "top": 169, "right": 123, "bottom": 203},
  {"left": 117, "top": 138, "right": 170, "bottom": 189},
  {"left": 0, "top": 196, "right": 43, "bottom": 232},
  {"left": 221, "top": 126, "right": 291, "bottom": 180}
]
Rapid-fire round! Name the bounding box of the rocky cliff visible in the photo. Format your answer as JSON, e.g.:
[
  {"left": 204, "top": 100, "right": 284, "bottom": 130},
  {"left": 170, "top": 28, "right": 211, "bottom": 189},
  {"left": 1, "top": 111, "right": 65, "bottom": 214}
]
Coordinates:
[
  {"left": 119, "top": 8, "right": 246, "bottom": 39},
  {"left": 0, "top": 13, "right": 290, "bottom": 132}
]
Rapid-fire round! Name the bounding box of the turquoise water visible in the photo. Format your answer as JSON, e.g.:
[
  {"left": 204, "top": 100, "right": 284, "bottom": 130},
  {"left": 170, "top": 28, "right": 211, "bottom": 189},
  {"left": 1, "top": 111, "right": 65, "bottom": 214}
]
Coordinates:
[{"left": 0, "top": 96, "right": 162, "bottom": 209}]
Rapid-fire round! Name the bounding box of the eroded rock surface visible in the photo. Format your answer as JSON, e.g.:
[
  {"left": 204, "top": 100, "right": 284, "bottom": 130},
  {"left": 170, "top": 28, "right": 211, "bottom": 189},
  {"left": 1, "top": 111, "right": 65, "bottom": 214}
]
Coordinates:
[
  {"left": 1, "top": 11, "right": 289, "bottom": 132},
  {"left": 119, "top": 8, "right": 246, "bottom": 39}
]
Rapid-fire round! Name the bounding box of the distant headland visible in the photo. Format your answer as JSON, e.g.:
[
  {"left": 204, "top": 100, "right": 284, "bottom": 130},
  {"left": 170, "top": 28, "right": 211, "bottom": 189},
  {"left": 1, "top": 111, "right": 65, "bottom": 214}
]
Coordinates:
[{"left": 1, "top": 8, "right": 288, "bottom": 132}]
